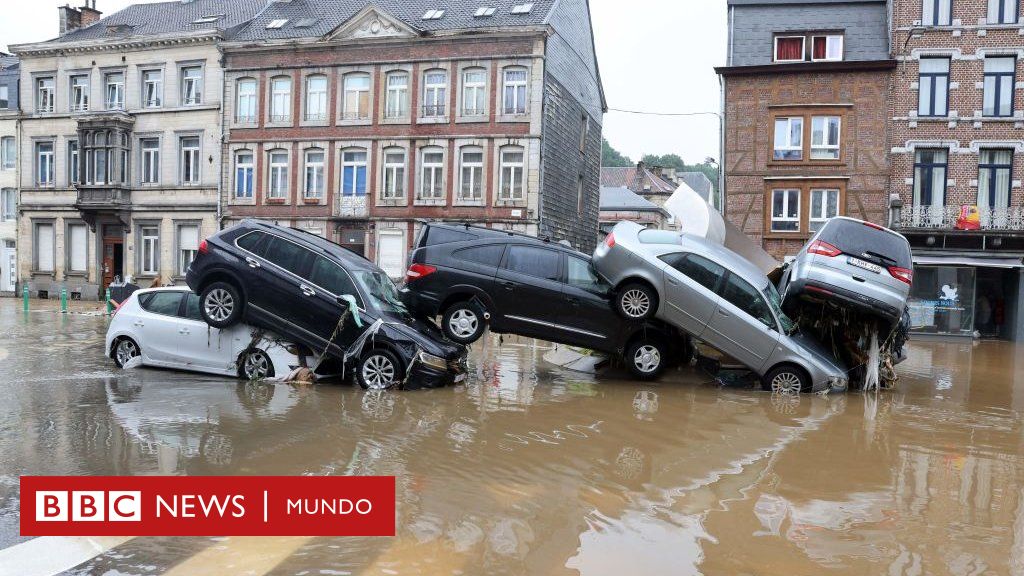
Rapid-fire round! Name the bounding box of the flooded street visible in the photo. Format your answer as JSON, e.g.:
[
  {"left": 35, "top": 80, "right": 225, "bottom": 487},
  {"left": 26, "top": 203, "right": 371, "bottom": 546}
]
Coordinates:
[{"left": 1, "top": 299, "right": 1023, "bottom": 575}]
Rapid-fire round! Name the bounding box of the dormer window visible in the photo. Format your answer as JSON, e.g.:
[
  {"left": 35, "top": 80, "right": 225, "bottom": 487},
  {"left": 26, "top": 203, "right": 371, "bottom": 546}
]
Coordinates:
[
  {"left": 774, "top": 33, "right": 844, "bottom": 63},
  {"left": 266, "top": 19, "right": 288, "bottom": 29},
  {"left": 811, "top": 35, "right": 843, "bottom": 61},
  {"left": 193, "top": 14, "right": 223, "bottom": 24},
  {"left": 422, "top": 9, "right": 445, "bottom": 20},
  {"left": 511, "top": 3, "right": 534, "bottom": 14},
  {"left": 475, "top": 7, "right": 496, "bottom": 17},
  {"left": 774, "top": 36, "right": 805, "bottom": 63}
]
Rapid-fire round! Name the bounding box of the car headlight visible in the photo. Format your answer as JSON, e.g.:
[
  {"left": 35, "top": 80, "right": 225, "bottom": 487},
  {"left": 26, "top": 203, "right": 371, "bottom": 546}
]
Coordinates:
[{"left": 416, "top": 350, "right": 448, "bottom": 371}]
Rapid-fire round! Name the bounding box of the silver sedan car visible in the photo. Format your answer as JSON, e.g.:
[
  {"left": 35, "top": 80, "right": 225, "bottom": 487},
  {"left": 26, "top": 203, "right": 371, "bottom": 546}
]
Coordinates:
[{"left": 593, "top": 221, "right": 849, "bottom": 393}]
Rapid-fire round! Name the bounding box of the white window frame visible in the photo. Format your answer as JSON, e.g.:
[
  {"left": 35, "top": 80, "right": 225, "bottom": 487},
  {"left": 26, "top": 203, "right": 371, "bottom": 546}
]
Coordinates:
[
  {"left": 0, "top": 85, "right": 7, "bottom": 109},
  {"left": 0, "top": 188, "right": 16, "bottom": 221},
  {"left": 499, "top": 146, "right": 526, "bottom": 202},
  {"left": 342, "top": 73, "right": 371, "bottom": 121},
  {"left": 34, "top": 221, "right": 55, "bottom": 273},
  {"left": 303, "top": 149, "right": 326, "bottom": 199},
  {"left": 36, "top": 141, "right": 55, "bottom": 186},
  {"left": 771, "top": 189, "right": 801, "bottom": 232},
  {"left": 268, "top": 150, "right": 289, "bottom": 199},
  {"left": 70, "top": 74, "right": 89, "bottom": 112},
  {"left": 176, "top": 223, "right": 200, "bottom": 277},
  {"left": 773, "top": 36, "right": 806, "bottom": 63},
  {"left": 66, "top": 222, "right": 89, "bottom": 274},
  {"left": 140, "top": 138, "right": 160, "bottom": 185},
  {"left": 105, "top": 72, "right": 125, "bottom": 110},
  {"left": 810, "top": 116, "right": 841, "bottom": 160},
  {"left": 236, "top": 78, "right": 257, "bottom": 123},
  {"left": 810, "top": 35, "right": 844, "bottom": 62},
  {"left": 234, "top": 151, "right": 254, "bottom": 199},
  {"left": 384, "top": 72, "right": 409, "bottom": 119},
  {"left": 381, "top": 148, "right": 406, "bottom": 200},
  {"left": 304, "top": 75, "right": 328, "bottom": 122},
  {"left": 419, "top": 147, "right": 445, "bottom": 201},
  {"left": 68, "top": 140, "right": 79, "bottom": 184},
  {"left": 0, "top": 136, "right": 15, "bottom": 170},
  {"left": 809, "top": 189, "right": 840, "bottom": 231},
  {"left": 37, "top": 77, "right": 55, "bottom": 113},
  {"left": 502, "top": 67, "right": 528, "bottom": 115},
  {"left": 341, "top": 148, "right": 368, "bottom": 198},
  {"left": 142, "top": 69, "right": 163, "bottom": 108},
  {"left": 773, "top": 117, "right": 804, "bottom": 161},
  {"left": 462, "top": 68, "right": 487, "bottom": 116},
  {"left": 458, "top": 147, "right": 484, "bottom": 202},
  {"left": 179, "top": 136, "right": 201, "bottom": 185},
  {"left": 422, "top": 70, "right": 447, "bottom": 118},
  {"left": 139, "top": 224, "right": 160, "bottom": 276},
  {"left": 923, "top": 0, "right": 953, "bottom": 26},
  {"left": 270, "top": 76, "right": 292, "bottom": 123},
  {"left": 181, "top": 66, "right": 203, "bottom": 106},
  {"left": 988, "top": 0, "right": 1018, "bottom": 24}
]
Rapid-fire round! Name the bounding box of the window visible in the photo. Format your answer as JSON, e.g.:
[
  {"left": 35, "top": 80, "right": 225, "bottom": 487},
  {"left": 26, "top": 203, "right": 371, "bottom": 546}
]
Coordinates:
[
  {"left": 266, "top": 19, "right": 288, "bottom": 29},
  {"left": 381, "top": 148, "right": 405, "bottom": 199},
  {"left": 662, "top": 253, "right": 725, "bottom": 292},
  {"left": 181, "top": 66, "right": 202, "bottom": 106},
  {"left": 67, "top": 223, "right": 88, "bottom": 273},
  {"left": 0, "top": 137, "right": 15, "bottom": 170},
  {"left": 918, "top": 58, "right": 950, "bottom": 117},
  {"left": 236, "top": 78, "right": 257, "bottom": 122},
  {"left": 423, "top": 71, "right": 447, "bottom": 117},
  {"left": 140, "top": 138, "right": 159, "bottom": 184},
  {"left": 459, "top": 147, "right": 484, "bottom": 202},
  {"left": 141, "top": 292, "right": 183, "bottom": 316},
  {"left": 913, "top": 148, "right": 948, "bottom": 211},
  {"left": 499, "top": 147, "right": 525, "bottom": 201},
  {"left": 989, "top": 0, "right": 1018, "bottom": 24},
  {"left": 384, "top": 72, "right": 409, "bottom": 118},
  {"left": 68, "top": 140, "right": 79, "bottom": 184},
  {"left": 262, "top": 235, "right": 311, "bottom": 271},
  {"left": 304, "top": 149, "right": 325, "bottom": 199},
  {"left": 1, "top": 189, "right": 15, "bottom": 221},
  {"left": 773, "top": 117, "right": 803, "bottom": 160},
  {"left": 68, "top": 75, "right": 89, "bottom": 112},
  {"left": 455, "top": 245, "right": 504, "bottom": 267},
  {"left": 811, "top": 35, "right": 844, "bottom": 62},
  {"left": 511, "top": 3, "right": 534, "bottom": 14},
  {"left": 771, "top": 189, "right": 800, "bottom": 232},
  {"left": 140, "top": 225, "right": 159, "bottom": 275},
  {"left": 36, "top": 142, "right": 54, "bottom": 185},
  {"left": 810, "top": 116, "right": 841, "bottom": 160},
  {"left": 462, "top": 68, "right": 486, "bottom": 116},
  {"left": 419, "top": 148, "right": 444, "bottom": 200},
  {"left": 923, "top": 0, "right": 952, "bottom": 26},
  {"left": 978, "top": 149, "right": 1013, "bottom": 210},
  {"left": 308, "top": 256, "right": 358, "bottom": 297},
  {"left": 268, "top": 151, "right": 289, "bottom": 199},
  {"left": 502, "top": 67, "right": 528, "bottom": 115},
  {"left": 270, "top": 76, "right": 292, "bottom": 123},
  {"left": 37, "top": 77, "right": 55, "bottom": 112},
  {"left": 809, "top": 189, "right": 840, "bottom": 231},
  {"left": 142, "top": 70, "right": 162, "bottom": 108},
  {"left": 983, "top": 56, "right": 1015, "bottom": 117},
  {"left": 580, "top": 114, "right": 590, "bottom": 153},
  {"left": 105, "top": 72, "right": 124, "bottom": 109},
  {"left": 342, "top": 73, "right": 370, "bottom": 120},
  {"left": 721, "top": 275, "right": 775, "bottom": 329},
  {"left": 234, "top": 152, "right": 254, "bottom": 198},
  {"left": 177, "top": 224, "right": 200, "bottom": 275},
  {"left": 180, "top": 137, "right": 200, "bottom": 184},
  {"left": 341, "top": 149, "right": 367, "bottom": 198},
  {"left": 0, "top": 85, "right": 7, "bottom": 109},
  {"left": 774, "top": 36, "right": 805, "bottom": 62},
  {"left": 34, "top": 222, "right": 54, "bottom": 272},
  {"left": 475, "top": 7, "right": 497, "bottom": 17},
  {"left": 503, "top": 245, "right": 560, "bottom": 281},
  {"left": 567, "top": 256, "right": 608, "bottom": 294},
  {"left": 303, "top": 75, "right": 328, "bottom": 121},
  {"left": 422, "top": 9, "right": 445, "bottom": 19}
]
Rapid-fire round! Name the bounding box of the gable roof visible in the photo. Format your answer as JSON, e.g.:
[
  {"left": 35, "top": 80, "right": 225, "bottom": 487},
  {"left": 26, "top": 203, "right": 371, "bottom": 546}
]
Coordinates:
[
  {"left": 601, "top": 163, "right": 677, "bottom": 196},
  {"left": 599, "top": 186, "right": 666, "bottom": 213},
  {"left": 0, "top": 54, "right": 18, "bottom": 71},
  {"left": 600, "top": 166, "right": 636, "bottom": 188},
  {"left": 678, "top": 172, "right": 713, "bottom": 201},
  {"left": 35, "top": 0, "right": 268, "bottom": 46},
  {"left": 230, "top": 0, "right": 557, "bottom": 42}
]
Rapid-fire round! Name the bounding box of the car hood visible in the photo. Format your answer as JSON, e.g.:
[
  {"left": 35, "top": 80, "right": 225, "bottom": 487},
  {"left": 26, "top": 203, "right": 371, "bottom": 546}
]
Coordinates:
[
  {"left": 380, "top": 312, "right": 466, "bottom": 360},
  {"left": 787, "top": 331, "right": 847, "bottom": 372}
]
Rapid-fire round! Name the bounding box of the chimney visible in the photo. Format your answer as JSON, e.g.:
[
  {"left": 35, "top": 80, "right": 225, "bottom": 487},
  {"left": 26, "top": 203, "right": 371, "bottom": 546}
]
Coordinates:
[
  {"left": 79, "top": 0, "right": 102, "bottom": 27},
  {"left": 59, "top": 2, "right": 102, "bottom": 37}
]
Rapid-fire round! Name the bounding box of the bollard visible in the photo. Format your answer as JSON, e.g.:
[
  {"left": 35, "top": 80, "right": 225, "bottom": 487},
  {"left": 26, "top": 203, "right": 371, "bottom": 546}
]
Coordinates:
[
  {"left": 60, "top": 288, "right": 68, "bottom": 314},
  {"left": 22, "top": 285, "right": 29, "bottom": 313},
  {"left": 105, "top": 288, "right": 113, "bottom": 315}
]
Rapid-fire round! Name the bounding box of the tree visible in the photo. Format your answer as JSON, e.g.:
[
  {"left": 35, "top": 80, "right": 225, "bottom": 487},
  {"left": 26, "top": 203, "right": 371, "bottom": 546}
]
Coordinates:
[{"left": 601, "top": 138, "right": 633, "bottom": 167}]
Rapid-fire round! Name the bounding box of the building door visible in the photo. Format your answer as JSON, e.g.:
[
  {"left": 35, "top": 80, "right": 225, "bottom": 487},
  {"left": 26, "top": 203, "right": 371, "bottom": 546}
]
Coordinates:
[
  {"left": 376, "top": 230, "right": 405, "bottom": 280},
  {"left": 1, "top": 240, "right": 14, "bottom": 293},
  {"left": 102, "top": 225, "right": 125, "bottom": 289},
  {"left": 338, "top": 227, "right": 366, "bottom": 258}
]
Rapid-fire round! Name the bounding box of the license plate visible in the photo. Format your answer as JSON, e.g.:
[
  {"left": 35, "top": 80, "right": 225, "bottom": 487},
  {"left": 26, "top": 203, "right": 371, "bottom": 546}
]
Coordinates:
[
  {"left": 454, "top": 373, "right": 466, "bottom": 383},
  {"left": 847, "top": 257, "right": 882, "bottom": 274}
]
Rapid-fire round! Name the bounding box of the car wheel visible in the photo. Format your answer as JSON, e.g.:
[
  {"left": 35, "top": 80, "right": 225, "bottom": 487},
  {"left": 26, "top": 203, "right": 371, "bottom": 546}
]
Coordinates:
[
  {"left": 762, "top": 365, "right": 809, "bottom": 395},
  {"left": 442, "top": 301, "right": 486, "bottom": 344},
  {"left": 357, "top": 349, "right": 405, "bottom": 390},
  {"left": 625, "top": 338, "right": 667, "bottom": 381},
  {"left": 113, "top": 338, "right": 141, "bottom": 368},
  {"left": 239, "top": 348, "right": 274, "bottom": 381},
  {"left": 201, "top": 282, "right": 243, "bottom": 328},
  {"left": 616, "top": 283, "right": 657, "bottom": 320}
]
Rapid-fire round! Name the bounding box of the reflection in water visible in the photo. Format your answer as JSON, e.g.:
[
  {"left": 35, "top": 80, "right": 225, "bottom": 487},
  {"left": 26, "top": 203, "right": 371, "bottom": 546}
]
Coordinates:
[{"left": 1, "top": 302, "right": 1024, "bottom": 575}]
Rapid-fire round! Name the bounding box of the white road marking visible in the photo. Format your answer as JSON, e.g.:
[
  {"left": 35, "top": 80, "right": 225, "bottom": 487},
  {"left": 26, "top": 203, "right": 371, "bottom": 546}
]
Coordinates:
[{"left": 0, "top": 536, "right": 133, "bottom": 576}]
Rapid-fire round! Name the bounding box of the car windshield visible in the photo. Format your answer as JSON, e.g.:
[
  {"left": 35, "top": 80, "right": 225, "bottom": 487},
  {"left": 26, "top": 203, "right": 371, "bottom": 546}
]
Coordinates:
[
  {"left": 764, "top": 282, "right": 797, "bottom": 335},
  {"left": 352, "top": 270, "right": 409, "bottom": 317}
]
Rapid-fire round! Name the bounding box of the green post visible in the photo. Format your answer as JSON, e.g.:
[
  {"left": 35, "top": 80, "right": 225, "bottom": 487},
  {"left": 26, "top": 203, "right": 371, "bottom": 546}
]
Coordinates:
[
  {"left": 22, "top": 285, "right": 29, "bottom": 313},
  {"left": 106, "top": 288, "right": 113, "bottom": 315},
  {"left": 60, "top": 288, "right": 68, "bottom": 314}
]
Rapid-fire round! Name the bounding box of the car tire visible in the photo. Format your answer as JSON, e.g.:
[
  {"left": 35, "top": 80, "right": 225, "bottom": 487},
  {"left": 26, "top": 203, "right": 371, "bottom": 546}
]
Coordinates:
[
  {"left": 357, "top": 348, "right": 405, "bottom": 391},
  {"left": 200, "top": 281, "right": 243, "bottom": 329},
  {"left": 113, "top": 337, "right": 141, "bottom": 368},
  {"left": 625, "top": 337, "right": 668, "bottom": 381},
  {"left": 616, "top": 282, "right": 658, "bottom": 320},
  {"left": 442, "top": 301, "right": 487, "bottom": 344},
  {"left": 762, "top": 365, "right": 810, "bottom": 395},
  {"left": 238, "top": 348, "right": 274, "bottom": 381}
]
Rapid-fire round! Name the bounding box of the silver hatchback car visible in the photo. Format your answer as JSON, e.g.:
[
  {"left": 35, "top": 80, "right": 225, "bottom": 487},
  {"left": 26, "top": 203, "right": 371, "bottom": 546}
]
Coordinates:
[
  {"left": 782, "top": 217, "right": 913, "bottom": 326},
  {"left": 593, "top": 221, "right": 848, "bottom": 393}
]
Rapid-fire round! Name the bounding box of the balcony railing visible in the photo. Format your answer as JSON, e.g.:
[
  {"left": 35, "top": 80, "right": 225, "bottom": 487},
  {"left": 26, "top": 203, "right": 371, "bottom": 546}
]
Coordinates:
[
  {"left": 898, "top": 205, "right": 1024, "bottom": 231},
  {"left": 76, "top": 188, "right": 131, "bottom": 208},
  {"left": 339, "top": 196, "right": 367, "bottom": 218}
]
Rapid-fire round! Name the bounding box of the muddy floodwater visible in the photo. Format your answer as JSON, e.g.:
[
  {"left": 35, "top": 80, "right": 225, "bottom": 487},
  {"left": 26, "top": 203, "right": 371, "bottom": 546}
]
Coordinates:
[{"left": 1, "top": 300, "right": 1024, "bottom": 575}]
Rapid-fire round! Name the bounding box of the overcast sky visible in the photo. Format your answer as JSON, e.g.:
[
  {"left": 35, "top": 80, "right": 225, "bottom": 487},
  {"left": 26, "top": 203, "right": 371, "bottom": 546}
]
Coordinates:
[{"left": 1, "top": 0, "right": 727, "bottom": 164}]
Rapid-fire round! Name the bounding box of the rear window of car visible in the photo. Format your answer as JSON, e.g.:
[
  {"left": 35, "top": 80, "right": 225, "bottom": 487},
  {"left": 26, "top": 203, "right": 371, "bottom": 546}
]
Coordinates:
[
  {"left": 502, "top": 245, "right": 561, "bottom": 281},
  {"left": 236, "top": 231, "right": 266, "bottom": 255},
  {"left": 140, "top": 292, "right": 183, "bottom": 316},
  {"left": 454, "top": 245, "right": 505, "bottom": 268},
  {"left": 422, "top": 227, "right": 477, "bottom": 247},
  {"left": 818, "top": 220, "right": 912, "bottom": 268},
  {"left": 638, "top": 230, "right": 681, "bottom": 245}
]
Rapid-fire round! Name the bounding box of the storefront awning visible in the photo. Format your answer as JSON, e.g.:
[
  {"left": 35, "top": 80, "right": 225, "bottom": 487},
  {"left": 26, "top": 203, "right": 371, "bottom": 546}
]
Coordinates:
[{"left": 913, "top": 255, "right": 1024, "bottom": 269}]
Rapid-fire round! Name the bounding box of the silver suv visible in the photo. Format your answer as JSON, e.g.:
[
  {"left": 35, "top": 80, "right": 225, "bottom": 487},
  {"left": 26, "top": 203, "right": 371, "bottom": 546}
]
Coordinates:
[
  {"left": 593, "top": 221, "right": 849, "bottom": 394},
  {"left": 783, "top": 217, "right": 912, "bottom": 326}
]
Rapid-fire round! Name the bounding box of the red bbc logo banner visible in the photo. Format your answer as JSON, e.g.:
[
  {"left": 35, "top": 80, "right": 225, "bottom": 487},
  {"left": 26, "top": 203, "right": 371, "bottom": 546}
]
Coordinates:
[{"left": 21, "top": 476, "right": 396, "bottom": 537}]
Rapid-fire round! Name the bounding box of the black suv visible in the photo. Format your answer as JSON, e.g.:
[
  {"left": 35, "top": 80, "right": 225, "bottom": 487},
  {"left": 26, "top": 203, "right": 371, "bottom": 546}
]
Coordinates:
[
  {"left": 185, "top": 220, "right": 467, "bottom": 390},
  {"left": 401, "top": 222, "right": 690, "bottom": 380}
]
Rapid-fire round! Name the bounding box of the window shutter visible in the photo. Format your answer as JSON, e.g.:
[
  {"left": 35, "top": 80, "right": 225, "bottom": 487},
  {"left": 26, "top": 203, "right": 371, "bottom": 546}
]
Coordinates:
[
  {"left": 69, "top": 225, "right": 87, "bottom": 272},
  {"left": 179, "top": 225, "right": 199, "bottom": 251}
]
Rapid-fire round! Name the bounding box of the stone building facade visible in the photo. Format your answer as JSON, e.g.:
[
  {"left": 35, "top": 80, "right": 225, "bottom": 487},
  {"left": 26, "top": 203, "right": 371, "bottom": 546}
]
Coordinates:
[{"left": 0, "top": 54, "right": 19, "bottom": 295}]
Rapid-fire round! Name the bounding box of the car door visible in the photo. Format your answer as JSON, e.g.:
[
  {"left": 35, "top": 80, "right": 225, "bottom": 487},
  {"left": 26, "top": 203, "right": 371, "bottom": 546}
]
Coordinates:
[
  {"left": 135, "top": 291, "right": 187, "bottom": 364},
  {"left": 559, "top": 254, "right": 617, "bottom": 350},
  {"left": 301, "top": 255, "right": 370, "bottom": 356},
  {"left": 493, "top": 244, "right": 564, "bottom": 338},
  {"left": 660, "top": 253, "right": 726, "bottom": 338},
  {"left": 247, "top": 233, "right": 317, "bottom": 342},
  {"left": 180, "top": 292, "right": 234, "bottom": 373},
  {"left": 705, "top": 274, "right": 781, "bottom": 371}
]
